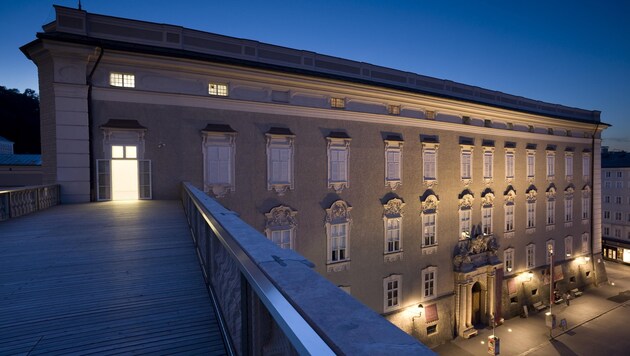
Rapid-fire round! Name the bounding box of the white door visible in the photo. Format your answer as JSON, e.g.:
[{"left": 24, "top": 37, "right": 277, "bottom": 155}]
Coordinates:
[{"left": 111, "top": 145, "right": 138, "bottom": 200}]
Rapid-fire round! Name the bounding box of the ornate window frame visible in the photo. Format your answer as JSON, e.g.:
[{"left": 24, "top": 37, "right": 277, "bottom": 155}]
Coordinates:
[
  {"left": 546, "top": 186, "right": 556, "bottom": 231},
  {"left": 202, "top": 126, "right": 237, "bottom": 198},
  {"left": 384, "top": 139, "right": 403, "bottom": 190},
  {"left": 546, "top": 149, "right": 556, "bottom": 181},
  {"left": 483, "top": 146, "right": 495, "bottom": 184},
  {"left": 526, "top": 243, "right": 536, "bottom": 269},
  {"left": 481, "top": 191, "right": 495, "bottom": 235},
  {"left": 565, "top": 151, "right": 574, "bottom": 182},
  {"left": 421, "top": 194, "right": 439, "bottom": 254},
  {"left": 581, "top": 185, "right": 591, "bottom": 223},
  {"left": 422, "top": 142, "right": 439, "bottom": 188},
  {"left": 266, "top": 129, "right": 295, "bottom": 195},
  {"left": 458, "top": 191, "right": 474, "bottom": 239},
  {"left": 582, "top": 152, "right": 591, "bottom": 181},
  {"left": 264, "top": 205, "right": 297, "bottom": 250},
  {"left": 504, "top": 248, "right": 515, "bottom": 275},
  {"left": 325, "top": 200, "right": 352, "bottom": 272},
  {"left": 526, "top": 186, "right": 537, "bottom": 233},
  {"left": 564, "top": 186, "right": 574, "bottom": 227},
  {"left": 581, "top": 233, "right": 590, "bottom": 254},
  {"left": 460, "top": 143, "right": 474, "bottom": 186},
  {"left": 383, "top": 274, "right": 402, "bottom": 312},
  {"left": 505, "top": 147, "right": 516, "bottom": 183},
  {"left": 327, "top": 134, "right": 351, "bottom": 193},
  {"left": 421, "top": 266, "right": 438, "bottom": 301},
  {"left": 504, "top": 187, "right": 516, "bottom": 238},
  {"left": 526, "top": 148, "right": 536, "bottom": 183},
  {"left": 383, "top": 198, "right": 405, "bottom": 262}
]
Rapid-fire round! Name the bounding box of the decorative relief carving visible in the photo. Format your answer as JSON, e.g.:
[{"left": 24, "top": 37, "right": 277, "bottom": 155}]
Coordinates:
[
  {"left": 581, "top": 185, "right": 591, "bottom": 197},
  {"left": 383, "top": 198, "right": 405, "bottom": 218},
  {"left": 459, "top": 193, "right": 474, "bottom": 209},
  {"left": 564, "top": 186, "right": 575, "bottom": 199},
  {"left": 453, "top": 225, "right": 500, "bottom": 272},
  {"left": 503, "top": 189, "right": 516, "bottom": 204},
  {"left": 546, "top": 186, "right": 557, "bottom": 199},
  {"left": 326, "top": 200, "right": 352, "bottom": 224},
  {"left": 384, "top": 251, "right": 403, "bottom": 263},
  {"left": 421, "top": 194, "right": 439, "bottom": 212},
  {"left": 327, "top": 261, "right": 349, "bottom": 273},
  {"left": 481, "top": 192, "right": 495, "bottom": 207},
  {"left": 526, "top": 188, "right": 537, "bottom": 202},
  {"left": 265, "top": 205, "right": 297, "bottom": 230}
]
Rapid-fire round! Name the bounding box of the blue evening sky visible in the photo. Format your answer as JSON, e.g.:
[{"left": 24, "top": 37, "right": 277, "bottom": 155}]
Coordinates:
[{"left": 2, "top": 1, "right": 629, "bottom": 150}]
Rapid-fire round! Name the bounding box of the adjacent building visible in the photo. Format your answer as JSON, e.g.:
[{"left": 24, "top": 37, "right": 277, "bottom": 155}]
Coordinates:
[
  {"left": 601, "top": 148, "right": 630, "bottom": 263},
  {"left": 21, "top": 6, "right": 608, "bottom": 346}
]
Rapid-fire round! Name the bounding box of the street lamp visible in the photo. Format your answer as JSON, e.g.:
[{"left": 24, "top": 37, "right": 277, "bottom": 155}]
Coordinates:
[{"left": 546, "top": 244, "right": 555, "bottom": 338}]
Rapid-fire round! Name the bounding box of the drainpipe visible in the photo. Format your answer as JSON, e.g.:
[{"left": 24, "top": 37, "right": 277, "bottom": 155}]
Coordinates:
[
  {"left": 590, "top": 121, "right": 600, "bottom": 285},
  {"left": 87, "top": 46, "right": 104, "bottom": 202}
]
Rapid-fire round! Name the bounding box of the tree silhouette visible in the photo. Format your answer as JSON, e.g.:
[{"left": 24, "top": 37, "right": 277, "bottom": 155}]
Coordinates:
[{"left": 0, "top": 86, "right": 40, "bottom": 154}]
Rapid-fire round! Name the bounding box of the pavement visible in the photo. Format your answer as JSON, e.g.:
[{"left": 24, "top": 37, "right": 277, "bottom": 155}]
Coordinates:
[{"left": 433, "top": 261, "right": 630, "bottom": 356}]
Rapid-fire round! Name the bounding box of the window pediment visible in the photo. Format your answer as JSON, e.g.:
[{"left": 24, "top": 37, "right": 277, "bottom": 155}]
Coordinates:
[
  {"left": 383, "top": 198, "right": 405, "bottom": 218},
  {"left": 326, "top": 200, "right": 352, "bottom": 224}
]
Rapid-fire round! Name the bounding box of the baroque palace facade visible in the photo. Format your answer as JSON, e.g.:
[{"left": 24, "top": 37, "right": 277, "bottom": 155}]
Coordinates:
[{"left": 22, "top": 6, "right": 607, "bottom": 346}]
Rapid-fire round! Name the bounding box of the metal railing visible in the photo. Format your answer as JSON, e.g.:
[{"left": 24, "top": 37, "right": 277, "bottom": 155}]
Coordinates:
[
  {"left": 0, "top": 184, "right": 60, "bottom": 221},
  {"left": 181, "top": 182, "right": 432, "bottom": 355}
]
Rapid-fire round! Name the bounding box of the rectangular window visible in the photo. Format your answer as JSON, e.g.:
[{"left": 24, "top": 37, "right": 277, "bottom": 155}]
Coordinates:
[
  {"left": 460, "top": 209, "right": 471, "bottom": 238},
  {"left": 327, "top": 135, "right": 351, "bottom": 192},
  {"left": 388, "top": 105, "right": 401, "bottom": 115},
  {"left": 506, "top": 152, "right": 515, "bottom": 179},
  {"left": 505, "top": 205, "right": 514, "bottom": 232},
  {"left": 385, "top": 141, "right": 403, "bottom": 189},
  {"left": 422, "top": 267, "right": 437, "bottom": 299},
  {"left": 604, "top": 211, "right": 610, "bottom": 219},
  {"left": 604, "top": 196, "right": 611, "bottom": 203},
  {"left": 526, "top": 244, "right": 536, "bottom": 268},
  {"left": 483, "top": 150, "right": 493, "bottom": 179},
  {"left": 422, "top": 213, "right": 437, "bottom": 246},
  {"left": 384, "top": 275, "right": 401, "bottom": 311},
  {"left": 605, "top": 171, "right": 611, "bottom": 178},
  {"left": 208, "top": 83, "right": 228, "bottom": 96},
  {"left": 504, "top": 249, "right": 514, "bottom": 274},
  {"left": 527, "top": 201, "right": 536, "bottom": 228},
  {"left": 581, "top": 234, "right": 589, "bottom": 254},
  {"left": 203, "top": 129, "right": 237, "bottom": 197},
  {"left": 330, "top": 97, "right": 345, "bottom": 109},
  {"left": 271, "top": 229, "right": 292, "bottom": 249},
  {"left": 461, "top": 150, "right": 472, "bottom": 180},
  {"left": 266, "top": 132, "right": 294, "bottom": 193},
  {"left": 617, "top": 171, "right": 623, "bottom": 178},
  {"left": 270, "top": 147, "right": 290, "bottom": 183},
  {"left": 616, "top": 196, "right": 622, "bottom": 204},
  {"left": 330, "top": 223, "right": 348, "bottom": 262},
  {"left": 206, "top": 146, "right": 231, "bottom": 184},
  {"left": 330, "top": 149, "right": 347, "bottom": 181},
  {"left": 582, "top": 154, "right": 590, "bottom": 178},
  {"left": 565, "top": 198, "right": 573, "bottom": 222},
  {"left": 616, "top": 182, "right": 623, "bottom": 189},
  {"left": 565, "top": 236, "right": 573, "bottom": 258},
  {"left": 385, "top": 218, "right": 401, "bottom": 253},
  {"left": 527, "top": 152, "right": 535, "bottom": 178},
  {"left": 546, "top": 200, "right": 555, "bottom": 225},
  {"left": 423, "top": 149, "right": 437, "bottom": 181},
  {"left": 582, "top": 196, "right": 590, "bottom": 220},
  {"left": 546, "top": 153, "right": 555, "bottom": 178},
  {"left": 109, "top": 72, "right": 135, "bottom": 88},
  {"left": 614, "top": 229, "right": 621, "bottom": 238},
  {"left": 615, "top": 212, "right": 622, "bottom": 221},
  {"left": 604, "top": 182, "right": 611, "bottom": 189},
  {"left": 565, "top": 154, "right": 573, "bottom": 179},
  {"left": 603, "top": 227, "right": 610, "bottom": 236},
  {"left": 482, "top": 207, "right": 493, "bottom": 235}
]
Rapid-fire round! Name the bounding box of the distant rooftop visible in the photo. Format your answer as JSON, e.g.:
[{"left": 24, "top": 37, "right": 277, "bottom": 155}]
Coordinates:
[
  {"left": 0, "top": 136, "right": 13, "bottom": 144},
  {"left": 26, "top": 5, "right": 602, "bottom": 125},
  {"left": 0, "top": 154, "right": 41, "bottom": 166},
  {"left": 602, "top": 149, "right": 630, "bottom": 168}
]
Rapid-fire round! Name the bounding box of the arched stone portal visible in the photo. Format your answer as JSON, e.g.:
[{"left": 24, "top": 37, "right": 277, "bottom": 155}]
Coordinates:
[{"left": 472, "top": 282, "right": 482, "bottom": 326}]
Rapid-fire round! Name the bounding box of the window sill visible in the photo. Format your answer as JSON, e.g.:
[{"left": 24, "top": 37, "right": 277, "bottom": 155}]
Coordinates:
[
  {"left": 422, "top": 245, "right": 438, "bottom": 255},
  {"left": 504, "top": 231, "right": 515, "bottom": 239},
  {"left": 423, "top": 179, "right": 437, "bottom": 188},
  {"left": 564, "top": 221, "right": 573, "bottom": 228},
  {"left": 526, "top": 227, "right": 536, "bottom": 235},
  {"left": 384, "top": 251, "right": 403, "bottom": 263},
  {"left": 205, "top": 183, "right": 234, "bottom": 198},
  {"left": 328, "top": 181, "right": 348, "bottom": 194},
  {"left": 385, "top": 179, "right": 402, "bottom": 190},
  {"left": 546, "top": 224, "right": 555, "bottom": 232},
  {"left": 326, "top": 260, "right": 350, "bottom": 273},
  {"left": 581, "top": 219, "right": 589, "bottom": 225},
  {"left": 268, "top": 182, "right": 292, "bottom": 196}
]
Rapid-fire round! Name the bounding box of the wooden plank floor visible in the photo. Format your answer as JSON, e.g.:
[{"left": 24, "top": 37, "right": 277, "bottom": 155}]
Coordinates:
[{"left": 0, "top": 200, "right": 227, "bottom": 355}]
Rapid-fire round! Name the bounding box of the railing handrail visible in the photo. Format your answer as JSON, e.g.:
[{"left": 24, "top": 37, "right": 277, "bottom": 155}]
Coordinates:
[
  {"left": 0, "top": 184, "right": 59, "bottom": 195},
  {"left": 182, "top": 182, "right": 335, "bottom": 355}
]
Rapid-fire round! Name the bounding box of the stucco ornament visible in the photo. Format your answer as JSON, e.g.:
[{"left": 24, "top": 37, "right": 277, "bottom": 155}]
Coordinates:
[
  {"left": 453, "top": 225, "right": 500, "bottom": 272},
  {"left": 526, "top": 188, "right": 537, "bottom": 202},
  {"left": 481, "top": 192, "right": 495, "bottom": 206},
  {"left": 421, "top": 194, "right": 439, "bottom": 212},
  {"left": 383, "top": 198, "right": 405, "bottom": 218},
  {"left": 325, "top": 200, "right": 352, "bottom": 224},
  {"left": 459, "top": 193, "right": 474, "bottom": 209},
  {"left": 265, "top": 205, "right": 297, "bottom": 230}
]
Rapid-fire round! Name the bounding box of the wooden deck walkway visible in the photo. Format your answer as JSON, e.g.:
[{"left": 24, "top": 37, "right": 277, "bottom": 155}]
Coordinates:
[{"left": 0, "top": 200, "right": 227, "bottom": 355}]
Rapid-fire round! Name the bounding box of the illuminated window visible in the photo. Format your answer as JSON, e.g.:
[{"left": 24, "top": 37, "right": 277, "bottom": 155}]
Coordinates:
[
  {"left": 461, "top": 150, "right": 472, "bottom": 181},
  {"left": 423, "top": 148, "right": 437, "bottom": 182},
  {"left": 482, "top": 206, "right": 493, "bottom": 235},
  {"left": 422, "top": 266, "right": 437, "bottom": 300},
  {"left": 385, "top": 217, "right": 402, "bottom": 253},
  {"left": 388, "top": 105, "right": 401, "bottom": 115},
  {"left": 330, "top": 223, "right": 348, "bottom": 262},
  {"left": 209, "top": 83, "right": 228, "bottom": 96},
  {"left": 547, "top": 199, "right": 555, "bottom": 225},
  {"left": 422, "top": 213, "right": 437, "bottom": 247},
  {"left": 383, "top": 275, "right": 402, "bottom": 312},
  {"left": 330, "top": 97, "right": 345, "bottom": 109},
  {"left": 109, "top": 72, "right": 135, "bottom": 88},
  {"left": 111, "top": 145, "right": 136, "bottom": 159},
  {"left": 460, "top": 208, "right": 472, "bottom": 238}
]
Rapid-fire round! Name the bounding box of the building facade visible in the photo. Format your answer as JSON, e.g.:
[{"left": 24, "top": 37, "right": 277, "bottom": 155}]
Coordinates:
[
  {"left": 601, "top": 148, "right": 630, "bottom": 263},
  {"left": 22, "top": 6, "right": 608, "bottom": 346}
]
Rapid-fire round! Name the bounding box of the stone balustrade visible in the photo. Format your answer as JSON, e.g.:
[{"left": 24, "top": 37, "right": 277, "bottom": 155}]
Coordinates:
[{"left": 0, "top": 184, "right": 60, "bottom": 221}]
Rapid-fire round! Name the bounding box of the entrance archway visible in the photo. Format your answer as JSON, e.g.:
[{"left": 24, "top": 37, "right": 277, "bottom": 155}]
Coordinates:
[{"left": 471, "top": 282, "right": 482, "bottom": 326}]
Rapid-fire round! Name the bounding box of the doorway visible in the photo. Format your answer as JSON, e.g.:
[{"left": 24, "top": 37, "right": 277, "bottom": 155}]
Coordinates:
[
  {"left": 472, "top": 282, "right": 482, "bottom": 326},
  {"left": 111, "top": 145, "right": 138, "bottom": 200}
]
